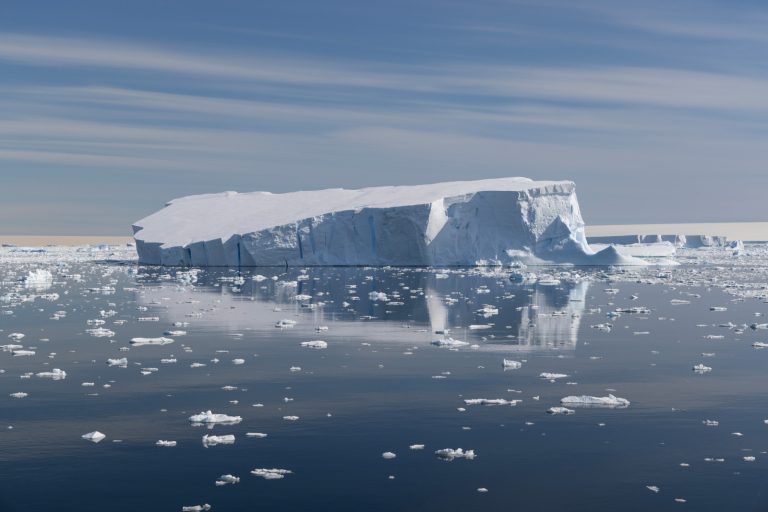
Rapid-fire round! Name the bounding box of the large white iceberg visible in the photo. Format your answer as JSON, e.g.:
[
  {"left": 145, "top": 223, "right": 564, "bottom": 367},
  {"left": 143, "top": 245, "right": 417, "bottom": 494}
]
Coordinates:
[{"left": 133, "top": 177, "right": 645, "bottom": 267}]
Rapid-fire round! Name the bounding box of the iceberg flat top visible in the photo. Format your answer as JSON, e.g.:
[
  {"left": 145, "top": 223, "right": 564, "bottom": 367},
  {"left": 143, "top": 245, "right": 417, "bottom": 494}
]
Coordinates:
[{"left": 134, "top": 177, "right": 571, "bottom": 246}]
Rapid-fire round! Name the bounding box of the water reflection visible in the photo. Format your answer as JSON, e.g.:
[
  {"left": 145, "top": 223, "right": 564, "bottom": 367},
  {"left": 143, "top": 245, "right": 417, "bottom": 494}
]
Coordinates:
[{"left": 136, "top": 267, "right": 588, "bottom": 352}]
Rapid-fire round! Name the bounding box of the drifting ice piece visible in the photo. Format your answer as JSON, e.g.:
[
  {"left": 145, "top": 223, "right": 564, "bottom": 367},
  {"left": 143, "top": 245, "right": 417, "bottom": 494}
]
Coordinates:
[
  {"left": 188, "top": 410, "right": 242, "bottom": 424},
  {"left": 560, "top": 394, "right": 630, "bottom": 407},
  {"left": 133, "top": 178, "right": 646, "bottom": 267}
]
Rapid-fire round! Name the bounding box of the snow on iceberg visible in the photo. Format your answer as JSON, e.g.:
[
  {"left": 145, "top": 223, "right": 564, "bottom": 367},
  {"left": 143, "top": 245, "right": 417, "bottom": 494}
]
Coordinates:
[{"left": 133, "top": 178, "right": 648, "bottom": 267}]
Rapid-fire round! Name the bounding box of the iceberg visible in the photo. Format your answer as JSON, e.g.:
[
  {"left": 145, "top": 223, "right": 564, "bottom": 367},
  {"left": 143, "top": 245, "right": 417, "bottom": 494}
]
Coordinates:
[{"left": 133, "top": 178, "right": 647, "bottom": 267}]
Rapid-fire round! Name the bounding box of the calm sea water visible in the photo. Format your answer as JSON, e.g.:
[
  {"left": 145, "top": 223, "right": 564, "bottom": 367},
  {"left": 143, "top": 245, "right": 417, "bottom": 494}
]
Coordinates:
[{"left": 2, "top": 261, "right": 768, "bottom": 511}]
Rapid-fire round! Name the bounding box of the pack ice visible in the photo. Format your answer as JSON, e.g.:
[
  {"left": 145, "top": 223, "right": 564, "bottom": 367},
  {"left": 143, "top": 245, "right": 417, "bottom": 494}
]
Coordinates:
[{"left": 133, "top": 178, "right": 645, "bottom": 266}]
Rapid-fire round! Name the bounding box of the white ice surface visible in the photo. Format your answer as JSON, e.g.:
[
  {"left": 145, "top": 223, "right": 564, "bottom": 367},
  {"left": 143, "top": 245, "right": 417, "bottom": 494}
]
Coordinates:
[{"left": 133, "top": 177, "right": 648, "bottom": 267}]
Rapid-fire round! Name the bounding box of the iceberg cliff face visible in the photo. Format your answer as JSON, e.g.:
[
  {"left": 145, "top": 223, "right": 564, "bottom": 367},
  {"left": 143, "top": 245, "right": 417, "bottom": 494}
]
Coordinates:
[{"left": 133, "top": 177, "right": 640, "bottom": 266}]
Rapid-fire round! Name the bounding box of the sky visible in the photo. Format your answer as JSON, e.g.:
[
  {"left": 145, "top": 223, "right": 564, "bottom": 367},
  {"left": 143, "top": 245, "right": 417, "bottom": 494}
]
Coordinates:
[{"left": 1, "top": 0, "right": 767, "bottom": 234}]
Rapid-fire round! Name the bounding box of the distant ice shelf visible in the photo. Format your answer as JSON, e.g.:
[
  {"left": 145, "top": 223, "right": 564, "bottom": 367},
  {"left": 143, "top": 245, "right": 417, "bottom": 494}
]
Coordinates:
[{"left": 132, "top": 177, "right": 648, "bottom": 267}]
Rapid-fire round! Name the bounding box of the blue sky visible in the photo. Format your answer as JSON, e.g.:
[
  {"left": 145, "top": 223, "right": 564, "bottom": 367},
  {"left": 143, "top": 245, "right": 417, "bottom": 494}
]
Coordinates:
[{"left": 1, "top": 0, "right": 767, "bottom": 234}]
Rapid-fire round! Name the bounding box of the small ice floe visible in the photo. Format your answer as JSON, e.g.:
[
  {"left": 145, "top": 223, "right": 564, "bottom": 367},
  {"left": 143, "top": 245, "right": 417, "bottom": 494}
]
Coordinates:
[
  {"left": 502, "top": 359, "right": 522, "bottom": 369},
  {"left": 674, "top": 498, "right": 686, "bottom": 503},
  {"left": 752, "top": 342, "right": 768, "bottom": 349},
  {"left": 647, "top": 486, "right": 660, "bottom": 493},
  {"left": 435, "top": 448, "right": 476, "bottom": 461},
  {"left": 8, "top": 333, "right": 25, "bottom": 341},
  {"left": 283, "top": 416, "right": 299, "bottom": 421},
  {"left": 743, "top": 456, "right": 756, "bottom": 462},
  {"left": 300, "top": 340, "right": 328, "bottom": 349},
  {"left": 431, "top": 338, "right": 469, "bottom": 348},
  {"left": 477, "top": 488, "right": 488, "bottom": 493},
  {"left": 246, "top": 432, "right": 268, "bottom": 438},
  {"left": 710, "top": 307, "right": 727, "bottom": 311},
  {"left": 560, "top": 394, "right": 629, "bottom": 408},
  {"left": 82, "top": 431, "right": 106, "bottom": 443},
  {"left": 540, "top": 372, "right": 568, "bottom": 380},
  {"left": 182, "top": 505, "right": 211, "bottom": 512},
  {"left": 382, "top": 451, "right": 397, "bottom": 459},
  {"left": 409, "top": 444, "right": 425, "bottom": 450},
  {"left": 156, "top": 440, "right": 177, "bottom": 447},
  {"left": 252, "top": 468, "right": 292, "bottom": 480},
  {"left": 702, "top": 420, "right": 719, "bottom": 427},
  {"left": 86, "top": 327, "right": 115, "bottom": 338},
  {"left": 289, "top": 366, "right": 301, "bottom": 372},
  {"left": 469, "top": 324, "right": 492, "bottom": 330},
  {"left": 161, "top": 358, "right": 177, "bottom": 364},
  {"left": 275, "top": 319, "right": 297, "bottom": 329},
  {"left": 12, "top": 350, "right": 35, "bottom": 357},
  {"left": 547, "top": 407, "right": 575, "bottom": 415},
  {"left": 202, "top": 434, "right": 235, "bottom": 447},
  {"left": 9, "top": 392, "right": 28, "bottom": 398},
  {"left": 692, "top": 364, "right": 712, "bottom": 373},
  {"left": 232, "top": 359, "right": 245, "bottom": 365},
  {"left": 164, "top": 330, "right": 187, "bottom": 336},
  {"left": 22, "top": 269, "right": 53, "bottom": 288},
  {"left": 36, "top": 368, "right": 66, "bottom": 380},
  {"left": 188, "top": 411, "right": 242, "bottom": 425},
  {"left": 190, "top": 363, "right": 207, "bottom": 368},
  {"left": 215, "top": 474, "right": 240, "bottom": 486},
  {"left": 464, "top": 398, "right": 520, "bottom": 406},
  {"left": 130, "top": 337, "right": 174, "bottom": 346}
]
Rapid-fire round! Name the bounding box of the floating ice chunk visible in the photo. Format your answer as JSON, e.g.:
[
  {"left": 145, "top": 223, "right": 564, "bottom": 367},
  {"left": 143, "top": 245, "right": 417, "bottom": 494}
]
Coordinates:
[
  {"left": 182, "top": 505, "right": 211, "bottom": 512},
  {"left": 9, "top": 392, "right": 28, "bottom": 398},
  {"left": 300, "top": 340, "right": 328, "bottom": 349},
  {"left": 86, "top": 327, "right": 115, "bottom": 338},
  {"left": 232, "top": 359, "right": 245, "bottom": 365},
  {"left": 431, "top": 338, "right": 469, "bottom": 348},
  {"left": 692, "top": 364, "right": 712, "bottom": 373},
  {"left": 409, "top": 444, "right": 425, "bottom": 450},
  {"left": 215, "top": 474, "right": 240, "bottom": 486},
  {"left": 477, "top": 488, "right": 488, "bottom": 493},
  {"left": 702, "top": 420, "right": 719, "bottom": 426},
  {"left": 560, "top": 394, "right": 630, "bottom": 408},
  {"left": 502, "top": 359, "right": 522, "bottom": 369},
  {"left": 435, "top": 448, "right": 476, "bottom": 461},
  {"left": 744, "top": 456, "right": 756, "bottom": 462},
  {"left": 276, "top": 319, "right": 297, "bottom": 328},
  {"left": 156, "top": 440, "right": 177, "bottom": 447},
  {"left": 82, "top": 431, "right": 106, "bottom": 443},
  {"left": 130, "top": 337, "right": 174, "bottom": 346},
  {"left": 161, "top": 358, "right": 177, "bottom": 364},
  {"left": 252, "top": 468, "right": 292, "bottom": 480},
  {"left": 540, "top": 372, "right": 569, "bottom": 380},
  {"left": 382, "top": 451, "right": 397, "bottom": 459},
  {"left": 547, "top": 406, "right": 575, "bottom": 415},
  {"left": 646, "top": 486, "right": 660, "bottom": 493},
  {"left": 8, "top": 333, "right": 25, "bottom": 340},
  {"left": 190, "top": 363, "right": 207, "bottom": 368},
  {"left": 202, "top": 434, "right": 235, "bottom": 447},
  {"left": 752, "top": 342, "right": 768, "bottom": 348},
  {"left": 188, "top": 410, "right": 242, "bottom": 425},
  {"left": 710, "top": 307, "right": 727, "bottom": 311},
  {"left": 107, "top": 358, "right": 128, "bottom": 367},
  {"left": 12, "top": 350, "right": 35, "bottom": 357},
  {"left": 246, "top": 432, "right": 268, "bottom": 438},
  {"left": 464, "top": 398, "right": 520, "bottom": 406},
  {"left": 283, "top": 415, "right": 299, "bottom": 421},
  {"left": 22, "top": 269, "right": 53, "bottom": 288},
  {"left": 36, "top": 368, "right": 66, "bottom": 380}
]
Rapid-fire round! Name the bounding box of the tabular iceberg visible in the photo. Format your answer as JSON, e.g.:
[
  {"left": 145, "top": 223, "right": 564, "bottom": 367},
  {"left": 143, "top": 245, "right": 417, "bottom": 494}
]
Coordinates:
[{"left": 133, "top": 177, "right": 644, "bottom": 267}]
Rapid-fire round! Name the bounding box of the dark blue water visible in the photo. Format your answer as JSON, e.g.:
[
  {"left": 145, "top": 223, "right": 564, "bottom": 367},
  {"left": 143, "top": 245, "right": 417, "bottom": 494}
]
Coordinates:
[{"left": 2, "top": 263, "right": 768, "bottom": 511}]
